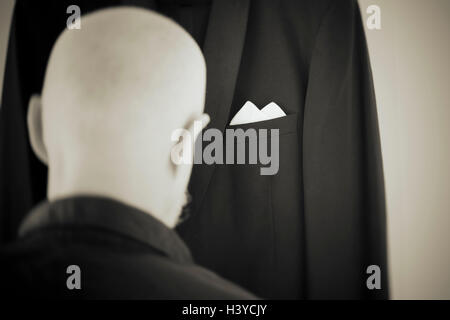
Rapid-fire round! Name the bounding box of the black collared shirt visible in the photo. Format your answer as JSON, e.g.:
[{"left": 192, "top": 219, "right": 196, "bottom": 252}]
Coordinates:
[{"left": 0, "top": 196, "right": 256, "bottom": 299}]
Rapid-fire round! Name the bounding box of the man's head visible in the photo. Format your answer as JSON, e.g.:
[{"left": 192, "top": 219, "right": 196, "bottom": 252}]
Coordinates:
[{"left": 27, "top": 7, "right": 208, "bottom": 227}]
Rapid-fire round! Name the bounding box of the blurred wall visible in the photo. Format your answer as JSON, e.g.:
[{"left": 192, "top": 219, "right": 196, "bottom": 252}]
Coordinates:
[
  {"left": 360, "top": 0, "right": 450, "bottom": 299},
  {"left": 0, "top": 0, "right": 15, "bottom": 105},
  {"left": 0, "top": 0, "right": 449, "bottom": 299}
]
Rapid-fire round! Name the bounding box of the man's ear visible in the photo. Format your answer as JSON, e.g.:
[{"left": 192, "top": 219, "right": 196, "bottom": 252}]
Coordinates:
[
  {"left": 27, "top": 94, "right": 48, "bottom": 165},
  {"left": 167, "top": 113, "right": 209, "bottom": 224},
  {"left": 188, "top": 113, "right": 210, "bottom": 145},
  {"left": 171, "top": 113, "right": 209, "bottom": 180}
]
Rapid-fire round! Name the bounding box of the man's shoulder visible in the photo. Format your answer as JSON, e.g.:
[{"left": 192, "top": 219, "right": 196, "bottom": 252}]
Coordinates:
[
  {"left": 145, "top": 255, "right": 257, "bottom": 299},
  {"left": 0, "top": 232, "right": 256, "bottom": 300}
]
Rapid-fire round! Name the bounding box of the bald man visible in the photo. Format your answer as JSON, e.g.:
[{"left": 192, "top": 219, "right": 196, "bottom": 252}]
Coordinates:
[{"left": 0, "top": 7, "right": 255, "bottom": 299}]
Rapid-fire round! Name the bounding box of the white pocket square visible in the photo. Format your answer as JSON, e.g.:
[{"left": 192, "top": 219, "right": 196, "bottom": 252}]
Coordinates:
[{"left": 229, "top": 101, "right": 286, "bottom": 126}]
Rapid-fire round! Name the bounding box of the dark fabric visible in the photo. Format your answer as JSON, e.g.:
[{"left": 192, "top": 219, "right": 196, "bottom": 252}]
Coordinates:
[
  {"left": 178, "top": 0, "right": 389, "bottom": 299},
  {"left": 18, "top": 196, "right": 193, "bottom": 264},
  {"left": 0, "top": 0, "right": 388, "bottom": 299},
  {"left": 0, "top": 196, "right": 256, "bottom": 299},
  {"left": 301, "top": 1, "right": 388, "bottom": 300}
]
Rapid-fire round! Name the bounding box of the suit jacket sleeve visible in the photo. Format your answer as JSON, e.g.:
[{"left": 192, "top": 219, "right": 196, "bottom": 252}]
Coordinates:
[
  {"left": 0, "top": 3, "right": 40, "bottom": 243},
  {"left": 302, "top": 0, "right": 388, "bottom": 299}
]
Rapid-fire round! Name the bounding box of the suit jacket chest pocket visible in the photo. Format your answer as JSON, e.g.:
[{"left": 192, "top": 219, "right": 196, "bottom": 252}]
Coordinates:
[
  {"left": 187, "top": 113, "right": 303, "bottom": 297},
  {"left": 221, "top": 113, "right": 302, "bottom": 293}
]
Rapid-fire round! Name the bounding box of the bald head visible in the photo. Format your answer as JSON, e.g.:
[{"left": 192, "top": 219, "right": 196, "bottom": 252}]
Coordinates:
[
  {"left": 43, "top": 7, "right": 205, "bottom": 152},
  {"left": 28, "top": 7, "right": 208, "bottom": 226}
]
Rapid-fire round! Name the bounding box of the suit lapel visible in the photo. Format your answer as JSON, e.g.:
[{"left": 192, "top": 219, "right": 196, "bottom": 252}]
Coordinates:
[
  {"left": 202, "top": 0, "right": 250, "bottom": 127},
  {"left": 191, "top": 0, "right": 250, "bottom": 213}
]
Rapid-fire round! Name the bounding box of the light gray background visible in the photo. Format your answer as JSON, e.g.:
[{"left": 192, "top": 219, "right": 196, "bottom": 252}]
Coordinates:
[
  {"left": 0, "top": 0, "right": 14, "bottom": 100},
  {"left": 0, "top": 0, "right": 449, "bottom": 299}
]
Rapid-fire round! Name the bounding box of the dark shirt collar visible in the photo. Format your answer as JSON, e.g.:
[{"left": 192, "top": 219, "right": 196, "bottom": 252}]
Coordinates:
[{"left": 19, "top": 196, "right": 193, "bottom": 264}]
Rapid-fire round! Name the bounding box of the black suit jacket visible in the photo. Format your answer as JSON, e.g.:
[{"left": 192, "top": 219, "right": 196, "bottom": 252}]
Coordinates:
[
  {"left": 177, "top": 0, "right": 388, "bottom": 299},
  {"left": 0, "top": 0, "right": 388, "bottom": 299},
  {"left": 0, "top": 197, "right": 256, "bottom": 299}
]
